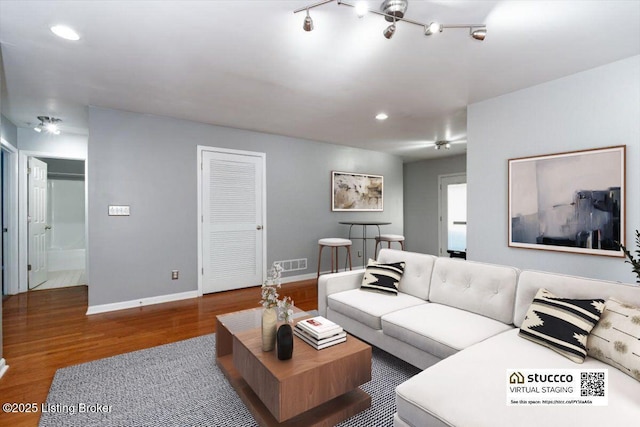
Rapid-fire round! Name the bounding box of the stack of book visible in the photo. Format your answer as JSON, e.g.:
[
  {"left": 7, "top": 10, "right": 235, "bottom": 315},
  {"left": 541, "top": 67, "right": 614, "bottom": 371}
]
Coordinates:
[{"left": 294, "top": 316, "right": 346, "bottom": 350}]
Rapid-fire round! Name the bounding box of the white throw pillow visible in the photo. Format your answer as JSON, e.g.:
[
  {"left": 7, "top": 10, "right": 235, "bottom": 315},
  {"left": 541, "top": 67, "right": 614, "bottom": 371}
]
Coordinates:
[{"left": 587, "top": 297, "right": 640, "bottom": 382}]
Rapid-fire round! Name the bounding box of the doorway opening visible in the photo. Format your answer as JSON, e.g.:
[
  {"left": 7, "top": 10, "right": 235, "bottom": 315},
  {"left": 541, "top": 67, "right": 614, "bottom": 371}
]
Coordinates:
[
  {"left": 1, "top": 138, "right": 18, "bottom": 298},
  {"left": 438, "top": 173, "right": 467, "bottom": 258},
  {"left": 28, "top": 157, "right": 86, "bottom": 291}
]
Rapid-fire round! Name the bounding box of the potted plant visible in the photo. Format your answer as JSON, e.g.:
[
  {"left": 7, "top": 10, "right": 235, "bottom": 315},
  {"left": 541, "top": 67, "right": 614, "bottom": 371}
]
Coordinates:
[
  {"left": 260, "top": 262, "right": 283, "bottom": 351},
  {"left": 618, "top": 230, "right": 640, "bottom": 284}
]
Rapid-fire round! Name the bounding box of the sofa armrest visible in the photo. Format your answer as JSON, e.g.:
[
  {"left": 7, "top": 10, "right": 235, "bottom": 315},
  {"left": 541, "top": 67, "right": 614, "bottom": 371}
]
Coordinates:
[{"left": 317, "top": 269, "right": 365, "bottom": 317}]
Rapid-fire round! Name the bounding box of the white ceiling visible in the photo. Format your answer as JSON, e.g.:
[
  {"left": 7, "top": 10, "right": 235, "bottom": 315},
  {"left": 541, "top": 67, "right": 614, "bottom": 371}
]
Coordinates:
[{"left": 1, "top": 1, "right": 638, "bottom": 161}]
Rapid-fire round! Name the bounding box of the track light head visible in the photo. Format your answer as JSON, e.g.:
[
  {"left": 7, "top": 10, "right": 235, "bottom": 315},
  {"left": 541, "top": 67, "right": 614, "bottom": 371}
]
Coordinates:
[
  {"left": 383, "top": 23, "right": 396, "bottom": 39},
  {"left": 303, "top": 9, "right": 314, "bottom": 32},
  {"left": 355, "top": 1, "right": 368, "bottom": 18},
  {"left": 471, "top": 28, "right": 486, "bottom": 41},
  {"left": 381, "top": 0, "right": 408, "bottom": 22},
  {"left": 424, "top": 22, "right": 442, "bottom": 36}
]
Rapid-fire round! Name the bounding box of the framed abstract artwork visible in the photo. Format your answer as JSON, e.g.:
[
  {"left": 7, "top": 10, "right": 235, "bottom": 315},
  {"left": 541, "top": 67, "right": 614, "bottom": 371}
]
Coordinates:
[
  {"left": 508, "top": 145, "right": 625, "bottom": 257},
  {"left": 332, "top": 171, "right": 383, "bottom": 211}
]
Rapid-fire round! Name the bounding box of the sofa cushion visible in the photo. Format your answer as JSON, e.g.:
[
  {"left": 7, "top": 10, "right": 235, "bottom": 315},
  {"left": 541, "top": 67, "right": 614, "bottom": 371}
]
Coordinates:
[
  {"left": 429, "top": 258, "right": 519, "bottom": 324},
  {"left": 395, "top": 328, "right": 640, "bottom": 427},
  {"left": 519, "top": 288, "right": 604, "bottom": 363},
  {"left": 327, "top": 289, "right": 426, "bottom": 330},
  {"left": 588, "top": 297, "right": 640, "bottom": 381},
  {"left": 360, "top": 259, "right": 405, "bottom": 295},
  {"left": 514, "top": 270, "right": 640, "bottom": 327},
  {"left": 382, "top": 303, "right": 513, "bottom": 359},
  {"left": 377, "top": 249, "right": 436, "bottom": 300}
]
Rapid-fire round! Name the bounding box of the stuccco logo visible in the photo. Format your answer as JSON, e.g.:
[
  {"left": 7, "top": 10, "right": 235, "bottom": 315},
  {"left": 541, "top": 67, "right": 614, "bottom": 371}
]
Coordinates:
[
  {"left": 509, "top": 371, "right": 525, "bottom": 384},
  {"left": 508, "top": 372, "right": 574, "bottom": 384}
]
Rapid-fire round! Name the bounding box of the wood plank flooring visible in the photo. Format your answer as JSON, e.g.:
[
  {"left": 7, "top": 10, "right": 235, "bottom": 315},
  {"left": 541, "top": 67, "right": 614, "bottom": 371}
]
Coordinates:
[{"left": 0, "top": 280, "right": 318, "bottom": 427}]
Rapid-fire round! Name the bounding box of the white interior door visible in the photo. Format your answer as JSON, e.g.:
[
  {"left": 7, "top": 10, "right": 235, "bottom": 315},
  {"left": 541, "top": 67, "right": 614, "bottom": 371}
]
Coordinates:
[
  {"left": 439, "top": 174, "right": 467, "bottom": 257},
  {"left": 201, "top": 150, "right": 264, "bottom": 293},
  {"left": 28, "top": 157, "right": 48, "bottom": 288}
]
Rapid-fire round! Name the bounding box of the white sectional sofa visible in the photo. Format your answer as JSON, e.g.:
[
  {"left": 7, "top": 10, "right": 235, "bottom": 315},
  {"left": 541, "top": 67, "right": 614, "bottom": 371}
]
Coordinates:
[{"left": 317, "top": 249, "right": 640, "bottom": 427}]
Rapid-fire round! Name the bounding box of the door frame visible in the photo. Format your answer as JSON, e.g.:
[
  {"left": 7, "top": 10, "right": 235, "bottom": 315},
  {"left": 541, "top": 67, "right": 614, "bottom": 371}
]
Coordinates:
[
  {"left": 437, "top": 172, "right": 467, "bottom": 257},
  {"left": 196, "top": 145, "right": 267, "bottom": 296},
  {"left": 18, "top": 150, "right": 87, "bottom": 293},
  {"left": 1, "top": 138, "right": 19, "bottom": 295}
]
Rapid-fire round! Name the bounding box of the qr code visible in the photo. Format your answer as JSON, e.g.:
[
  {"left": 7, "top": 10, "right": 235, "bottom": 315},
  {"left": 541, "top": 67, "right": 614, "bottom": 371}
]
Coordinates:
[{"left": 581, "top": 372, "right": 605, "bottom": 397}]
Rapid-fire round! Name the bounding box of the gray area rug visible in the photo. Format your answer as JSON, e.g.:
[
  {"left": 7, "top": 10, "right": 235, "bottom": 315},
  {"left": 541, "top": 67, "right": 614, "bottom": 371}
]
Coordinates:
[{"left": 40, "top": 334, "right": 420, "bottom": 427}]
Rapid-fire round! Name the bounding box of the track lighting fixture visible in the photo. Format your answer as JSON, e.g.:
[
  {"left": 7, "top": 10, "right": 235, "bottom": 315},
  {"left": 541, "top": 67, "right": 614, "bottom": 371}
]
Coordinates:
[
  {"left": 303, "top": 9, "right": 314, "bottom": 31},
  {"left": 294, "top": 0, "right": 486, "bottom": 41},
  {"left": 33, "top": 116, "right": 62, "bottom": 135}
]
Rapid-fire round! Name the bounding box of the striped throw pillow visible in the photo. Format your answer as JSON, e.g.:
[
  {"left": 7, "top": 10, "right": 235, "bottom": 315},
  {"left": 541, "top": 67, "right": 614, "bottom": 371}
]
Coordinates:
[
  {"left": 360, "top": 259, "right": 406, "bottom": 295},
  {"left": 519, "top": 288, "right": 605, "bottom": 363}
]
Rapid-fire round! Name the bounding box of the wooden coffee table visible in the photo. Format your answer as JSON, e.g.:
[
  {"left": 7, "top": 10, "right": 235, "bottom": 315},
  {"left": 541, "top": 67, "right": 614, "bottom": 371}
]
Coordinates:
[{"left": 216, "top": 308, "right": 371, "bottom": 427}]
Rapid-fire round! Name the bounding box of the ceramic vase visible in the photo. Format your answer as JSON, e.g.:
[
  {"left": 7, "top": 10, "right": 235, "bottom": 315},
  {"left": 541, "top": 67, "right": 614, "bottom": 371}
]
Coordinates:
[
  {"left": 261, "top": 307, "right": 277, "bottom": 351},
  {"left": 277, "top": 323, "right": 294, "bottom": 360}
]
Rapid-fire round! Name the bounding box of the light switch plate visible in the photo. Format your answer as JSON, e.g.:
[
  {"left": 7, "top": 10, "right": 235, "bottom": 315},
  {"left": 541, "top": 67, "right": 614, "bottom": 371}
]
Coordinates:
[{"left": 108, "top": 205, "right": 130, "bottom": 216}]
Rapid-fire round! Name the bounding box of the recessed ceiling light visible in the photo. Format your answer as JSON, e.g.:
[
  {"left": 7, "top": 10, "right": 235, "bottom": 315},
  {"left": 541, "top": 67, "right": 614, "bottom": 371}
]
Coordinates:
[
  {"left": 375, "top": 113, "right": 388, "bottom": 121},
  {"left": 50, "top": 25, "right": 80, "bottom": 41}
]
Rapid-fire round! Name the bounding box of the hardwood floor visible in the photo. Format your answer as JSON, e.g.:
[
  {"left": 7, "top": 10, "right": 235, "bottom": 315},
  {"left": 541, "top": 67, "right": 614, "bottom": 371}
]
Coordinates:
[{"left": 0, "top": 280, "right": 318, "bottom": 427}]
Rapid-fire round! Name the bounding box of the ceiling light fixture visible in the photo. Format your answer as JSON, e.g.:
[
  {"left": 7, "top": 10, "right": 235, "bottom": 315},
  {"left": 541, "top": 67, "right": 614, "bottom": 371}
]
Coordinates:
[
  {"left": 375, "top": 113, "right": 389, "bottom": 121},
  {"left": 294, "top": 0, "right": 486, "bottom": 41},
  {"left": 50, "top": 25, "right": 80, "bottom": 41},
  {"left": 434, "top": 140, "right": 451, "bottom": 150},
  {"left": 33, "top": 116, "right": 62, "bottom": 135},
  {"left": 303, "top": 9, "right": 314, "bottom": 31}
]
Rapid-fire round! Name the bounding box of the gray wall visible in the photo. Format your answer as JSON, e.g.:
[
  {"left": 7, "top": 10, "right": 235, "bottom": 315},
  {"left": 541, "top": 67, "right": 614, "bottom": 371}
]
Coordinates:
[
  {"left": 88, "top": 107, "right": 403, "bottom": 307},
  {"left": 468, "top": 55, "right": 639, "bottom": 284},
  {"left": 1, "top": 115, "right": 17, "bottom": 145},
  {"left": 403, "top": 154, "right": 466, "bottom": 255},
  {"left": 17, "top": 129, "right": 87, "bottom": 157}
]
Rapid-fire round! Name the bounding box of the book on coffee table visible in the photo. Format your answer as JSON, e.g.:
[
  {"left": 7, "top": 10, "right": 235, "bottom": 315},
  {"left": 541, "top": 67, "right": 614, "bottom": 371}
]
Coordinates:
[
  {"left": 294, "top": 327, "right": 347, "bottom": 350},
  {"left": 296, "top": 316, "right": 343, "bottom": 339},
  {"left": 294, "top": 324, "right": 346, "bottom": 344}
]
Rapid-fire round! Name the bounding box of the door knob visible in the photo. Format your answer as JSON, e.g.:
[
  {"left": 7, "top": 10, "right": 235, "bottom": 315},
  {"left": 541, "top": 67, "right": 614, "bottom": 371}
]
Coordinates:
[
  {"left": 256, "top": 225, "right": 263, "bottom": 230},
  {"left": 45, "top": 225, "right": 52, "bottom": 230}
]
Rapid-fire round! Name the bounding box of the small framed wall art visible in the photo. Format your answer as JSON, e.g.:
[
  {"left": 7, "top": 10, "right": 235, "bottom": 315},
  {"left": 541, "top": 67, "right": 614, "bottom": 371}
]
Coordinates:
[
  {"left": 332, "top": 171, "right": 383, "bottom": 212},
  {"left": 508, "top": 145, "right": 625, "bottom": 257}
]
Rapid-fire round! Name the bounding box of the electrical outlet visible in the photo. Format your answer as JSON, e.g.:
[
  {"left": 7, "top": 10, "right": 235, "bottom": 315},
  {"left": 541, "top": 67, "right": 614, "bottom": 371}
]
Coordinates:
[{"left": 171, "top": 270, "right": 179, "bottom": 280}]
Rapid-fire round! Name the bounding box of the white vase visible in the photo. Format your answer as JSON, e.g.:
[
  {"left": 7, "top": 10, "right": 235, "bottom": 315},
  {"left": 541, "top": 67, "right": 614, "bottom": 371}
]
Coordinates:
[{"left": 261, "top": 307, "right": 277, "bottom": 351}]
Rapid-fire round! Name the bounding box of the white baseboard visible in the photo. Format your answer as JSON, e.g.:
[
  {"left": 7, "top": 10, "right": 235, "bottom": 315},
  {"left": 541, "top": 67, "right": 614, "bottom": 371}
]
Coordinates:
[
  {"left": 281, "top": 272, "right": 318, "bottom": 283},
  {"left": 285, "top": 268, "right": 364, "bottom": 283},
  {"left": 86, "top": 290, "right": 199, "bottom": 315},
  {"left": 0, "top": 358, "right": 8, "bottom": 379}
]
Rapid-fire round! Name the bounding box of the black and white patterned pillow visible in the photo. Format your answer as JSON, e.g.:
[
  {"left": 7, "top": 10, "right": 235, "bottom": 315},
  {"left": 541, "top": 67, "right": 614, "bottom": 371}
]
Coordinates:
[
  {"left": 360, "top": 259, "right": 406, "bottom": 295},
  {"left": 519, "top": 288, "right": 605, "bottom": 363}
]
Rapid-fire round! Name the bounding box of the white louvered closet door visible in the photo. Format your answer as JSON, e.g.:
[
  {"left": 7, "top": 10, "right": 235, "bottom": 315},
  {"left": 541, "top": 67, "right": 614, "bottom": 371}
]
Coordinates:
[{"left": 202, "top": 150, "right": 264, "bottom": 293}]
